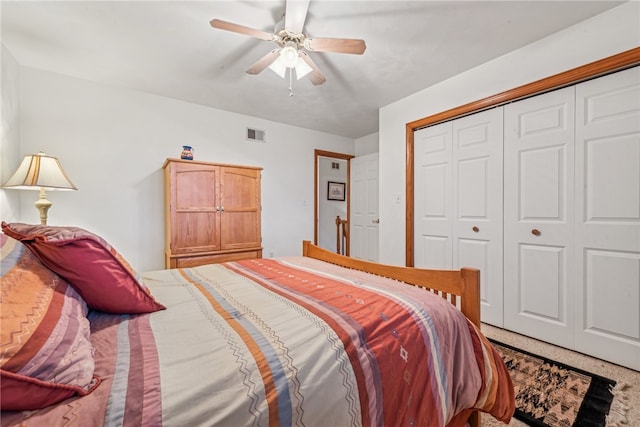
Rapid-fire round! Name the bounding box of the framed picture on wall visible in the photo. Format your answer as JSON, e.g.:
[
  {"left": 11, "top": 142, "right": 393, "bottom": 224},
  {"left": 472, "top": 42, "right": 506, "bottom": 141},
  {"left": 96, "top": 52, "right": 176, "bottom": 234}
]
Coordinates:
[{"left": 327, "top": 181, "right": 346, "bottom": 201}]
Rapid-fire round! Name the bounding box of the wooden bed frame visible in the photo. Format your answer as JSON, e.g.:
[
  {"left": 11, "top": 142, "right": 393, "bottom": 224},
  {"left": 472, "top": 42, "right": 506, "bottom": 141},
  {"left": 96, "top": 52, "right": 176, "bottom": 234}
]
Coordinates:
[{"left": 302, "top": 240, "right": 482, "bottom": 427}]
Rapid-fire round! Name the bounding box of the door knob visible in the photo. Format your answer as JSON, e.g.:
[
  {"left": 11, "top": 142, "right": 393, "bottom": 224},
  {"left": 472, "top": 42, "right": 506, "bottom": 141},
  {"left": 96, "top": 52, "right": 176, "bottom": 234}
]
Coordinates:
[
  {"left": 531, "top": 229, "right": 541, "bottom": 236},
  {"left": 472, "top": 226, "right": 479, "bottom": 232},
  {"left": 372, "top": 219, "right": 380, "bottom": 224}
]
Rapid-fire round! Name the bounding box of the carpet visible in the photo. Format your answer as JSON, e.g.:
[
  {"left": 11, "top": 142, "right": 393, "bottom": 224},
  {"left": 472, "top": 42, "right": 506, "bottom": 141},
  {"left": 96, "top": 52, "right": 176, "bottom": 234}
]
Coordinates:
[{"left": 489, "top": 339, "right": 628, "bottom": 427}]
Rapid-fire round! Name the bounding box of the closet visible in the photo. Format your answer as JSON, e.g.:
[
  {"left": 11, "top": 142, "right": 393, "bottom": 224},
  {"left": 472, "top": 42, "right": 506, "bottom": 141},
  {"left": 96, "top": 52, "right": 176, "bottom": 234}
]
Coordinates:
[
  {"left": 164, "top": 159, "right": 262, "bottom": 268},
  {"left": 414, "top": 66, "right": 640, "bottom": 370}
]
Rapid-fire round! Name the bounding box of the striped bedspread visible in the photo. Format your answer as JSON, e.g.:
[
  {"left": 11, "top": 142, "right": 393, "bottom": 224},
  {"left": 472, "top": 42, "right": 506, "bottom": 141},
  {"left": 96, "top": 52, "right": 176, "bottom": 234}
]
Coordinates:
[{"left": 2, "top": 256, "right": 514, "bottom": 427}]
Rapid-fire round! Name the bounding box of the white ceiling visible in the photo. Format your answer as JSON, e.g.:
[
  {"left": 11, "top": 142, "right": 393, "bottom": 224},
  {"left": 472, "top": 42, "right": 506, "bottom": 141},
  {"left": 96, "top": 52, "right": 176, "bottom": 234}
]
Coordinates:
[{"left": 1, "top": 1, "right": 624, "bottom": 139}]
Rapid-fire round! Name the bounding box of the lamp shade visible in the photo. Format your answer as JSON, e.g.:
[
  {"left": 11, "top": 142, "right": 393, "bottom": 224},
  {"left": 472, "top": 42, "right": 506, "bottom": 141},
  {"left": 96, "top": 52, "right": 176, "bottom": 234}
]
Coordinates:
[
  {"left": 294, "top": 57, "right": 313, "bottom": 80},
  {"left": 3, "top": 151, "right": 77, "bottom": 191},
  {"left": 268, "top": 58, "right": 287, "bottom": 79}
]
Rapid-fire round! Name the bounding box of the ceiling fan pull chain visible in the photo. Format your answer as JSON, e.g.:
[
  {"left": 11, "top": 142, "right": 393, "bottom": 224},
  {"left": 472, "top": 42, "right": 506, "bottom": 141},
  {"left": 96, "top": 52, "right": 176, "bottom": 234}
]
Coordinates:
[{"left": 289, "top": 69, "right": 294, "bottom": 97}]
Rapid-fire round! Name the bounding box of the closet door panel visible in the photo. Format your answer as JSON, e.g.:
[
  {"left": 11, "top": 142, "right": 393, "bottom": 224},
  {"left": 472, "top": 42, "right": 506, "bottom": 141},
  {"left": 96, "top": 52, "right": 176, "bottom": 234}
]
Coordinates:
[
  {"left": 518, "top": 244, "right": 565, "bottom": 320},
  {"left": 575, "top": 66, "right": 640, "bottom": 370},
  {"left": 585, "top": 250, "right": 639, "bottom": 338},
  {"left": 520, "top": 147, "right": 564, "bottom": 220},
  {"left": 453, "top": 108, "right": 504, "bottom": 326},
  {"left": 587, "top": 139, "right": 639, "bottom": 221},
  {"left": 415, "top": 122, "right": 453, "bottom": 269},
  {"left": 504, "top": 86, "right": 575, "bottom": 346}
]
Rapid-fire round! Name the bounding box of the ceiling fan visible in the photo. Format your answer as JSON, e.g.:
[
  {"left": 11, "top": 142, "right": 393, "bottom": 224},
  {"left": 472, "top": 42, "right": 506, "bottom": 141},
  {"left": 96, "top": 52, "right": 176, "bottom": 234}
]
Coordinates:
[{"left": 210, "top": 0, "right": 366, "bottom": 88}]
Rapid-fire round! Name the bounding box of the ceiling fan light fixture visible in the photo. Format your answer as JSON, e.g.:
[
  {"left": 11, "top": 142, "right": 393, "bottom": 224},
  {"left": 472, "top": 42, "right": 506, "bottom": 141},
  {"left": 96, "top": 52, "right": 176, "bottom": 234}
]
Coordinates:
[
  {"left": 294, "top": 57, "right": 313, "bottom": 80},
  {"left": 279, "top": 42, "right": 299, "bottom": 68}
]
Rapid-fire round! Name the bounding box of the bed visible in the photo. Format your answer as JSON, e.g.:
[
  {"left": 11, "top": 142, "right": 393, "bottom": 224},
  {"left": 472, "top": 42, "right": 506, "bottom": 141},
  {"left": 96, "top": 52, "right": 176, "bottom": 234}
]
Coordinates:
[{"left": 1, "top": 222, "right": 514, "bottom": 427}]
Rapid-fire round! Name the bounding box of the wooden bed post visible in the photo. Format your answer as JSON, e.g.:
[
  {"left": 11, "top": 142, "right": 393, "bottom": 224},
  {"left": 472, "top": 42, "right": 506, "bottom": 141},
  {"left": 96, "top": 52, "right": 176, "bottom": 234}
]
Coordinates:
[
  {"left": 461, "top": 268, "right": 481, "bottom": 427},
  {"left": 460, "top": 267, "right": 481, "bottom": 329}
]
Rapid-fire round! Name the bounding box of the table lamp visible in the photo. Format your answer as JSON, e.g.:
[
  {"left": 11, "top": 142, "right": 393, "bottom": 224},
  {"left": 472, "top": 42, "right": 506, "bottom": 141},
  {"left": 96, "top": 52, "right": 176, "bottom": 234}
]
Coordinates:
[{"left": 2, "top": 151, "right": 78, "bottom": 224}]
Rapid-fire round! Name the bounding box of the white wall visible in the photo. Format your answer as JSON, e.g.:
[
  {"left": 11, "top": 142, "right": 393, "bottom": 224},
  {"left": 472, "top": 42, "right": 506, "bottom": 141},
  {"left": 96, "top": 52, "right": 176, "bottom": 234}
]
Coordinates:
[
  {"left": 13, "top": 67, "right": 354, "bottom": 271},
  {"left": 355, "top": 132, "right": 379, "bottom": 156},
  {"left": 0, "top": 45, "right": 21, "bottom": 222},
  {"left": 378, "top": 1, "right": 640, "bottom": 266}
]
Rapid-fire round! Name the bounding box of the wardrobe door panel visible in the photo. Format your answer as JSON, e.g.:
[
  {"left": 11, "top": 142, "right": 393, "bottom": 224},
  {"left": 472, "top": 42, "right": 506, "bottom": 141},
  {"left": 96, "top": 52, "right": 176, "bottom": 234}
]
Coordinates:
[
  {"left": 220, "top": 167, "right": 262, "bottom": 250},
  {"left": 575, "top": 66, "right": 640, "bottom": 370},
  {"left": 174, "top": 212, "right": 218, "bottom": 252},
  {"left": 504, "top": 86, "right": 575, "bottom": 346},
  {"left": 172, "top": 165, "right": 220, "bottom": 254}
]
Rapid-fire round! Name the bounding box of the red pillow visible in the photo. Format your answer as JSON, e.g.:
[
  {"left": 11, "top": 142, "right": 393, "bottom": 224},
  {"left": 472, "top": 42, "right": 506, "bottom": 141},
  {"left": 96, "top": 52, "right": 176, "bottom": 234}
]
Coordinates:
[
  {"left": 2, "top": 222, "right": 165, "bottom": 314},
  {"left": 0, "top": 234, "right": 100, "bottom": 410},
  {"left": 1, "top": 370, "right": 99, "bottom": 411}
]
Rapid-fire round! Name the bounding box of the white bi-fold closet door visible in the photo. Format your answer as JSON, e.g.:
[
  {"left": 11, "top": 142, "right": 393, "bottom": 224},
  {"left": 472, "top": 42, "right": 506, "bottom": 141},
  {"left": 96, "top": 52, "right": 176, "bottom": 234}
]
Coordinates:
[
  {"left": 414, "top": 107, "right": 504, "bottom": 327},
  {"left": 415, "top": 66, "right": 639, "bottom": 370},
  {"left": 573, "top": 67, "right": 639, "bottom": 369},
  {"left": 503, "top": 86, "right": 577, "bottom": 345},
  {"left": 504, "top": 67, "right": 640, "bottom": 370}
]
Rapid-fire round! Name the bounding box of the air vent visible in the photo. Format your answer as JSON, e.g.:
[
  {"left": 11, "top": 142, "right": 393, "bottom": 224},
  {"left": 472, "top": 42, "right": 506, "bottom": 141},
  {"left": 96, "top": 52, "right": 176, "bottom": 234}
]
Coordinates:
[{"left": 247, "top": 128, "right": 266, "bottom": 143}]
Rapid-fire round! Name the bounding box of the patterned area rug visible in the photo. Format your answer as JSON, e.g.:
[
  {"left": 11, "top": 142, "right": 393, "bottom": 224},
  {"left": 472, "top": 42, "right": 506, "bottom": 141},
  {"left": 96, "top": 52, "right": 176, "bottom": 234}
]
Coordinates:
[{"left": 490, "top": 339, "right": 625, "bottom": 427}]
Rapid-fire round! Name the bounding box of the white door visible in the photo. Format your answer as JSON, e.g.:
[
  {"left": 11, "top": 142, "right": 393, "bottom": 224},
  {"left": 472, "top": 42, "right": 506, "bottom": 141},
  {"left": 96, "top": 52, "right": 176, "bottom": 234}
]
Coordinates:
[
  {"left": 574, "top": 66, "right": 640, "bottom": 370},
  {"left": 415, "top": 108, "right": 504, "bottom": 325},
  {"left": 350, "top": 153, "right": 379, "bottom": 262},
  {"left": 453, "top": 108, "right": 504, "bottom": 327},
  {"left": 504, "top": 86, "right": 576, "bottom": 346},
  {"left": 414, "top": 122, "right": 453, "bottom": 269}
]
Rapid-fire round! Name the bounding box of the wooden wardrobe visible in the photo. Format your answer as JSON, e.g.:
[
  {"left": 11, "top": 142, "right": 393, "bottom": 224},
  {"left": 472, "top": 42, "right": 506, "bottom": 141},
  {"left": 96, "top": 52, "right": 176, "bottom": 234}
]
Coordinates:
[{"left": 163, "top": 158, "right": 262, "bottom": 268}]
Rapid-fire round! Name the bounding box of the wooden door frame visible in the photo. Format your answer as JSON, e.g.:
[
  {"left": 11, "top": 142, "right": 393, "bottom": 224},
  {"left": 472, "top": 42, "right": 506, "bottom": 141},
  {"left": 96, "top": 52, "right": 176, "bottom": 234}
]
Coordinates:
[
  {"left": 314, "top": 149, "right": 355, "bottom": 254},
  {"left": 405, "top": 47, "right": 640, "bottom": 267}
]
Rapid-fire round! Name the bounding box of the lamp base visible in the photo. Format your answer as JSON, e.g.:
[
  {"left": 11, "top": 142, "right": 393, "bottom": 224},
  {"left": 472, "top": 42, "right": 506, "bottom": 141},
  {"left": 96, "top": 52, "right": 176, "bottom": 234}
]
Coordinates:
[{"left": 34, "top": 187, "right": 52, "bottom": 225}]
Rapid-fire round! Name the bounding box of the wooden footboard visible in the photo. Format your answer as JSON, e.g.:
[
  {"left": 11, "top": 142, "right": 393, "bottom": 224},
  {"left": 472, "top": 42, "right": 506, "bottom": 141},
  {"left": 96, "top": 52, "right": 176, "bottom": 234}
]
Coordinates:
[
  {"left": 302, "top": 240, "right": 481, "bottom": 427},
  {"left": 302, "top": 241, "right": 480, "bottom": 327}
]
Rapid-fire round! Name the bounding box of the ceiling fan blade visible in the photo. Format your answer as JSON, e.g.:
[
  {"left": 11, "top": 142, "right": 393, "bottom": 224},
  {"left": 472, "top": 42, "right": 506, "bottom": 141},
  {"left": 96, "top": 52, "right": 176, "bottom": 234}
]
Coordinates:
[
  {"left": 246, "top": 49, "right": 281, "bottom": 75},
  {"left": 299, "top": 52, "right": 326, "bottom": 85},
  {"left": 210, "top": 19, "right": 275, "bottom": 41},
  {"left": 284, "top": 0, "right": 310, "bottom": 34},
  {"left": 305, "top": 37, "right": 367, "bottom": 55}
]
